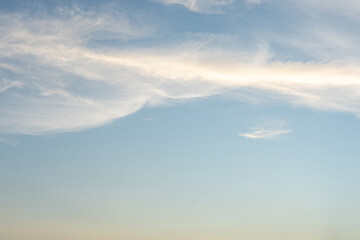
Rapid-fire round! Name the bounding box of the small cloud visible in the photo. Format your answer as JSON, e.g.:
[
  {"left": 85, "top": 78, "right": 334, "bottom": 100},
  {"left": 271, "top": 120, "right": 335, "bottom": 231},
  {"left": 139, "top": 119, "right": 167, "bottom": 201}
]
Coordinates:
[{"left": 238, "top": 126, "right": 291, "bottom": 139}]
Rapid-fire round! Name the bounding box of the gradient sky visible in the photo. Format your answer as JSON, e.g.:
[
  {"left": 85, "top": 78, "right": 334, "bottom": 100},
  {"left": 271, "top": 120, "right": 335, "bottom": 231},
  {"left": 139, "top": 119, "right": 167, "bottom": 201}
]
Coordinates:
[{"left": 1, "top": 0, "right": 360, "bottom": 239}]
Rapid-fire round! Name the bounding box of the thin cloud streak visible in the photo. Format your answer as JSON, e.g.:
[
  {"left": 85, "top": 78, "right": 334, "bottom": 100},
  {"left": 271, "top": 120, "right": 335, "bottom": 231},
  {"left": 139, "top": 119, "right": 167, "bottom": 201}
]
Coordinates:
[{"left": 238, "top": 128, "right": 291, "bottom": 139}]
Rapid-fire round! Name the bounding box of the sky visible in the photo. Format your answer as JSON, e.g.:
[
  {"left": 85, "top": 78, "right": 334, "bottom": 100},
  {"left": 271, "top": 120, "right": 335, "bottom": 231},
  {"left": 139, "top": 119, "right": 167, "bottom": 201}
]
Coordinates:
[{"left": 1, "top": 0, "right": 360, "bottom": 239}]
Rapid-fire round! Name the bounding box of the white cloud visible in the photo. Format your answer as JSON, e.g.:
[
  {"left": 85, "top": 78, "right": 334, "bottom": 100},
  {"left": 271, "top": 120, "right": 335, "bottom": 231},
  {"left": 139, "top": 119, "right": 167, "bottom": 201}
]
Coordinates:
[
  {"left": 153, "top": 0, "right": 233, "bottom": 13},
  {"left": 2, "top": 6, "right": 360, "bottom": 134},
  {"left": 238, "top": 127, "right": 291, "bottom": 139}
]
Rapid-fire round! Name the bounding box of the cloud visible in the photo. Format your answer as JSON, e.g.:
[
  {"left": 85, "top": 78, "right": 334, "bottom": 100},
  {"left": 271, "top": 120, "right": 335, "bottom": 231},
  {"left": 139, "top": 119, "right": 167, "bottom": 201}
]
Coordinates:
[
  {"left": 238, "top": 128, "right": 291, "bottom": 139},
  {"left": 156, "top": 0, "right": 360, "bottom": 17},
  {"left": 153, "top": 0, "right": 233, "bottom": 13},
  {"left": 0, "top": 7, "right": 157, "bottom": 134},
  {"left": 0, "top": 137, "right": 17, "bottom": 146},
  {"left": 2, "top": 4, "right": 360, "bottom": 134},
  {"left": 288, "top": 0, "right": 360, "bottom": 20},
  {"left": 239, "top": 121, "right": 291, "bottom": 139},
  {"left": 0, "top": 79, "right": 22, "bottom": 93},
  {"left": 246, "top": 0, "right": 262, "bottom": 4}
]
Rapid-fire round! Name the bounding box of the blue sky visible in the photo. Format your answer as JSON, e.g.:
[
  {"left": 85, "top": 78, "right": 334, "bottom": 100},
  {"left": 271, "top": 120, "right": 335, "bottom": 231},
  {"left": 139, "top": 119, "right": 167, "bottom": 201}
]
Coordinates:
[{"left": 1, "top": 0, "right": 360, "bottom": 239}]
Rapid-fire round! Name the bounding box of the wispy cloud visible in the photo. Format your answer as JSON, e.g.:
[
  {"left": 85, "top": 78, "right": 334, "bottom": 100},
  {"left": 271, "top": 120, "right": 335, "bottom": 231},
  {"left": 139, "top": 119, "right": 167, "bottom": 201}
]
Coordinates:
[
  {"left": 0, "top": 137, "right": 18, "bottom": 146},
  {"left": 0, "top": 7, "right": 157, "bottom": 134},
  {"left": 1, "top": 4, "right": 360, "bottom": 134},
  {"left": 239, "top": 120, "right": 291, "bottom": 139},
  {"left": 288, "top": 0, "right": 360, "bottom": 21},
  {"left": 246, "top": 0, "right": 262, "bottom": 4},
  {"left": 0, "top": 79, "right": 22, "bottom": 92},
  {"left": 153, "top": 0, "right": 233, "bottom": 13},
  {"left": 238, "top": 128, "right": 291, "bottom": 139}
]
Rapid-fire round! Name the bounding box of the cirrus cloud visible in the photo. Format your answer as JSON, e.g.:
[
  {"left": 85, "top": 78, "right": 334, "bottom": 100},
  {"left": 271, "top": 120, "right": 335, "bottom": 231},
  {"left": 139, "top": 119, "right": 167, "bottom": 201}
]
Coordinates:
[{"left": 1, "top": 4, "right": 360, "bottom": 134}]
